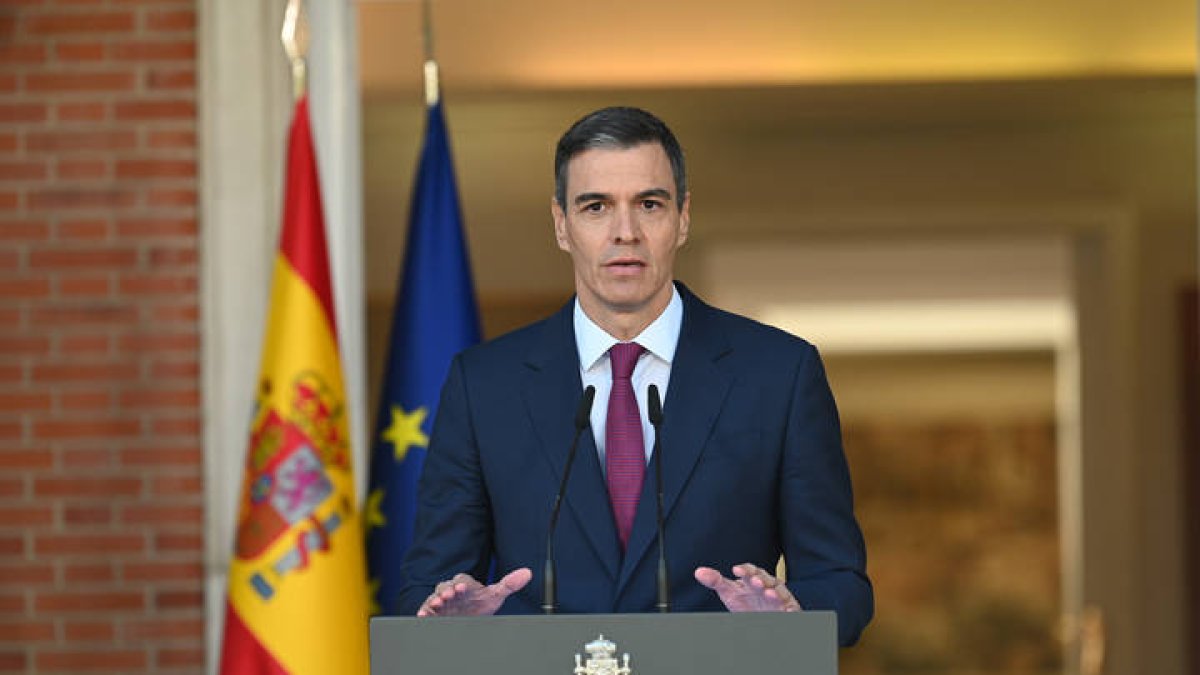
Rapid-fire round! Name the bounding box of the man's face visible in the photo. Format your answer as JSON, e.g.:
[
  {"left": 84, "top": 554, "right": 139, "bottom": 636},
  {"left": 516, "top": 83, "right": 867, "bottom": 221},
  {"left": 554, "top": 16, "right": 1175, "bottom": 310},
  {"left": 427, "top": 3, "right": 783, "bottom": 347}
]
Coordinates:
[{"left": 552, "top": 142, "right": 690, "bottom": 327}]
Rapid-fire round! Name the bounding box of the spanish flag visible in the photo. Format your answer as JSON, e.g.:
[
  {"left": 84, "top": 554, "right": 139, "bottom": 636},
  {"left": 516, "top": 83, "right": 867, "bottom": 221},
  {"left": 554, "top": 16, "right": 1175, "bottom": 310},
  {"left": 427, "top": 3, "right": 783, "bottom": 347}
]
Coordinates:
[{"left": 219, "top": 96, "right": 370, "bottom": 675}]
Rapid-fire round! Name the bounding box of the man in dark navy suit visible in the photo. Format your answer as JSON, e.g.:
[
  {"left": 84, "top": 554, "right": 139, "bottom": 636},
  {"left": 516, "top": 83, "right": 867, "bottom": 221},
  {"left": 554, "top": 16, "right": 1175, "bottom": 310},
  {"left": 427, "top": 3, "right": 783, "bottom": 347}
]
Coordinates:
[{"left": 398, "top": 107, "right": 873, "bottom": 646}]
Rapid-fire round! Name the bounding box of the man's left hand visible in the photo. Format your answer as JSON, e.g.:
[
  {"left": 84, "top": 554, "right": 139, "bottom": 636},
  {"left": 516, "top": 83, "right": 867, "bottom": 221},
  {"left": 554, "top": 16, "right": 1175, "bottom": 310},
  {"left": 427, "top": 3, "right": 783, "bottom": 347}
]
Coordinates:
[{"left": 694, "top": 563, "right": 802, "bottom": 612}]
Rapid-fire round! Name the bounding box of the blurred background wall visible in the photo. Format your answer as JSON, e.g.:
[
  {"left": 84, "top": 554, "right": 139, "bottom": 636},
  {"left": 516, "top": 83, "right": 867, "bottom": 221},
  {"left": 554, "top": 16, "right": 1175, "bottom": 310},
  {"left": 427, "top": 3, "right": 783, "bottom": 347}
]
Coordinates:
[{"left": 1, "top": 0, "right": 1196, "bottom": 673}]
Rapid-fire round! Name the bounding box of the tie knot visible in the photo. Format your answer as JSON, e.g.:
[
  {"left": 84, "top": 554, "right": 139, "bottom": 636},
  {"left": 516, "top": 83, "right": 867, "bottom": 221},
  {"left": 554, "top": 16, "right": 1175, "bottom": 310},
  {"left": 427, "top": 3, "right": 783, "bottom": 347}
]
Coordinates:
[{"left": 609, "top": 342, "right": 644, "bottom": 380}]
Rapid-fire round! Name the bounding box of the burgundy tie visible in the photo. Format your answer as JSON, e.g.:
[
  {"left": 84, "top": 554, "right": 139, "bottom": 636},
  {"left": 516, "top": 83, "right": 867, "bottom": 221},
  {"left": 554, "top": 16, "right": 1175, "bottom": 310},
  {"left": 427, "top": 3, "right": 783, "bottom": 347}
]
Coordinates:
[{"left": 606, "top": 342, "right": 646, "bottom": 549}]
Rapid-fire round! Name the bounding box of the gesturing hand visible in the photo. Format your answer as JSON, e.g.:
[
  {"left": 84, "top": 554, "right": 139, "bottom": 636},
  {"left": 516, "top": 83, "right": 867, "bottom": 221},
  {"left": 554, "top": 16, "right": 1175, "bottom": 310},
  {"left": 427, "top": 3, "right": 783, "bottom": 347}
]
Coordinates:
[
  {"left": 694, "top": 563, "right": 802, "bottom": 613},
  {"left": 416, "top": 568, "right": 533, "bottom": 617}
]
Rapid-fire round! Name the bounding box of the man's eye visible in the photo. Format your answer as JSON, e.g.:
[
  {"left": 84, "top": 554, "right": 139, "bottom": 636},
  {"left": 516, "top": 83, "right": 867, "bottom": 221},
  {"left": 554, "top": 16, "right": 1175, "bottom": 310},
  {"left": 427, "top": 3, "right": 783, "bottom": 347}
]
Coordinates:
[
  {"left": 641, "top": 200, "right": 663, "bottom": 211},
  {"left": 582, "top": 202, "right": 605, "bottom": 213}
]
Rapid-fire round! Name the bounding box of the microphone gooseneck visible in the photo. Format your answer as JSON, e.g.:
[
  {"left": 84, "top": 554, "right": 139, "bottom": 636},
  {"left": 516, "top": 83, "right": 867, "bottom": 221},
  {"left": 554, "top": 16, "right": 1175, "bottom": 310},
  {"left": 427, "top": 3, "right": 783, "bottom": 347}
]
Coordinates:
[
  {"left": 647, "top": 384, "right": 670, "bottom": 613},
  {"left": 542, "top": 385, "right": 596, "bottom": 614}
]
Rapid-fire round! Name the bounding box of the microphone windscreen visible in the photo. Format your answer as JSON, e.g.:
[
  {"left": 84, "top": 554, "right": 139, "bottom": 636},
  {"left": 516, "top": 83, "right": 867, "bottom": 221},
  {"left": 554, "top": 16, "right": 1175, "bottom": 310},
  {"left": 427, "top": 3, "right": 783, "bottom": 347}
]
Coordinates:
[{"left": 647, "top": 384, "right": 663, "bottom": 425}]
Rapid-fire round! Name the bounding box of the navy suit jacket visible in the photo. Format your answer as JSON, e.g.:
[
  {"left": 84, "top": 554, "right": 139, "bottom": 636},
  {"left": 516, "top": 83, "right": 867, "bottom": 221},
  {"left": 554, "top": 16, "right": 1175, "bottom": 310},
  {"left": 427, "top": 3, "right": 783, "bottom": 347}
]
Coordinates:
[{"left": 398, "top": 284, "right": 873, "bottom": 645}]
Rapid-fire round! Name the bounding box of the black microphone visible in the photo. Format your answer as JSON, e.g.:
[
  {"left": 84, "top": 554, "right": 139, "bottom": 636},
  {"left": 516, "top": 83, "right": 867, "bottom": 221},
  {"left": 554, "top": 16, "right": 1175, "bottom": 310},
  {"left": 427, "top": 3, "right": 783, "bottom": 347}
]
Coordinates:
[
  {"left": 647, "top": 384, "right": 670, "bottom": 613},
  {"left": 542, "top": 385, "right": 596, "bottom": 614}
]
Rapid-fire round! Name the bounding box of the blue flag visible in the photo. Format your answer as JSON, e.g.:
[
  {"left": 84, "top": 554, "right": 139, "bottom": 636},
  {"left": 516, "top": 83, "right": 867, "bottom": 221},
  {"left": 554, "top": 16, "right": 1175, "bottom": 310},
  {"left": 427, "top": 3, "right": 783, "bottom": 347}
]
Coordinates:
[{"left": 365, "top": 100, "right": 481, "bottom": 615}]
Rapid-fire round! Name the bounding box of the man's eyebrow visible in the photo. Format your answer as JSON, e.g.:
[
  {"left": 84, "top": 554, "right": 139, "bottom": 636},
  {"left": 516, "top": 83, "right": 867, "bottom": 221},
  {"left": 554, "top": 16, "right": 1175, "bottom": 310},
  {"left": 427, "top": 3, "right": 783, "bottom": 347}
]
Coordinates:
[
  {"left": 572, "top": 192, "right": 611, "bottom": 205},
  {"left": 636, "top": 188, "right": 673, "bottom": 201}
]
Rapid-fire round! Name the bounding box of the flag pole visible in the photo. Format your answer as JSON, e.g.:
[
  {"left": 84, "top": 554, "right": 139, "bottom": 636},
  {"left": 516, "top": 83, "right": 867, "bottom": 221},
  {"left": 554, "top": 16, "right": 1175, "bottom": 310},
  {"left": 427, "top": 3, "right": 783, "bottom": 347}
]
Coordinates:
[
  {"left": 282, "top": 0, "right": 309, "bottom": 100},
  {"left": 422, "top": 0, "right": 439, "bottom": 106}
]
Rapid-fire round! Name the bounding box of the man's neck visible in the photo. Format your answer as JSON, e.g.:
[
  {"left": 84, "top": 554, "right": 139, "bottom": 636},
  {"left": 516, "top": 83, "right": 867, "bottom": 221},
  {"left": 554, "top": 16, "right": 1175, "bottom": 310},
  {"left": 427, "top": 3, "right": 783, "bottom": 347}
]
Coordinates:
[{"left": 578, "top": 286, "right": 674, "bottom": 342}]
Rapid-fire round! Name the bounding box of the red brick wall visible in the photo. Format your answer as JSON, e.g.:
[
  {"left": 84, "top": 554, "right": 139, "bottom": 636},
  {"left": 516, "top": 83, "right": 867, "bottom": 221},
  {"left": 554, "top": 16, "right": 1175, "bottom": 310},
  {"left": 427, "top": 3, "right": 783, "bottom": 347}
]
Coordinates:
[{"left": 0, "top": 1, "right": 203, "bottom": 672}]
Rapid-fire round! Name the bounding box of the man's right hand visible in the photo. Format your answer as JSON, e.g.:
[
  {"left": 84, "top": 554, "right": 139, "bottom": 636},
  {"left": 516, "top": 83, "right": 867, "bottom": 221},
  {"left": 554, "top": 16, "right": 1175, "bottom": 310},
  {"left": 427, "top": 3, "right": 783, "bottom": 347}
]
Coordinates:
[{"left": 415, "top": 568, "right": 533, "bottom": 617}]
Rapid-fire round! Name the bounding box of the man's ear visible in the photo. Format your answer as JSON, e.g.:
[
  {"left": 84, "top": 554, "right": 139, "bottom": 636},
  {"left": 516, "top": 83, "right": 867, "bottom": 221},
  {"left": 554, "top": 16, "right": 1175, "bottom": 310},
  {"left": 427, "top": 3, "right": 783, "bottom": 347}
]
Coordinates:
[
  {"left": 676, "top": 191, "right": 691, "bottom": 248},
  {"left": 551, "top": 197, "right": 570, "bottom": 252}
]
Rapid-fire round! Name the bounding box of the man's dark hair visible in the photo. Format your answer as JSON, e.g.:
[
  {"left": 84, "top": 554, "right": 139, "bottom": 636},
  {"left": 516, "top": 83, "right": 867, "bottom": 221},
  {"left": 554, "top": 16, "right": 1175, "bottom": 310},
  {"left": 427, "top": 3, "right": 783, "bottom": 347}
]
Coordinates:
[{"left": 554, "top": 106, "right": 687, "bottom": 209}]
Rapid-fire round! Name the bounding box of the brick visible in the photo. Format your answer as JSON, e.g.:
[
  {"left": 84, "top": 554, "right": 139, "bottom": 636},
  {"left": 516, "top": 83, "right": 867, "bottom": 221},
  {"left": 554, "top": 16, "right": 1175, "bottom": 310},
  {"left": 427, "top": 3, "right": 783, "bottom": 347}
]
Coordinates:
[
  {"left": 120, "top": 504, "right": 202, "bottom": 525},
  {"left": 0, "top": 620, "right": 54, "bottom": 643},
  {"left": 0, "top": 335, "right": 49, "bottom": 355},
  {"left": 62, "top": 503, "right": 113, "bottom": 526},
  {"left": 34, "top": 360, "right": 136, "bottom": 381},
  {"left": 28, "top": 189, "right": 137, "bottom": 210},
  {"left": 150, "top": 304, "right": 198, "bottom": 323},
  {"left": 62, "top": 562, "right": 116, "bottom": 583},
  {"left": 0, "top": 391, "right": 52, "bottom": 412},
  {"left": 119, "top": 332, "right": 197, "bottom": 352},
  {"left": 146, "top": 188, "right": 195, "bottom": 207},
  {"left": 0, "top": 365, "right": 25, "bottom": 384},
  {"left": 147, "top": 246, "right": 197, "bottom": 266},
  {"left": 25, "top": 71, "right": 136, "bottom": 93},
  {"left": 0, "top": 651, "right": 26, "bottom": 671},
  {"left": 0, "top": 277, "right": 51, "bottom": 298},
  {"left": 0, "top": 161, "right": 47, "bottom": 181},
  {"left": 0, "top": 563, "right": 53, "bottom": 585},
  {"left": 151, "top": 474, "right": 201, "bottom": 496},
  {"left": 36, "top": 533, "right": 143, "bottom": 556},
  {"left": 158, "top": 647, "right": 203, "bottom": 667},
  {"left": 115, "top": 99, "right": 194, "bottom": 121},
  {"left": 0, "top": 448, "right": 52, "bottom": 469},
  {"left": 0, "top": 43, "right": 47, "bottom": 65},
  {"left": 56, "top": 159, "right": 109, "bottom": 180},
  {"left": 122, "top": 560, "right": 202, "bottom": 582},
  {"left": 30, "top": 304, "right": 137, "bottom": 327},
  {"left": 120, "top": 387, "right": 200, "bottom": 408},
  {"left": 26, "top": 130, "right": 137, "bottom": 153},
  {"left": 0, "top": 192, "right": 19, "bottom": 208},
  {"left": 59, "top": 447, "right": 113, "bottom": 468},
  {"left": 0, "top": 475, "right": 23, "bottom": 497},
  {"left": 0, "top": 249, "right": 19, "bottom": 268},
  {"left": 120, "top": 445, "right": 199, "bottom": 467},
  {"left": 147, "top": 359, "right": 197, "bottom": 379},
  {"left": 58, "top": 390, "right": 112, "bottom": 411},
  {"left": 62, "top": 621, "right": 115, "bottom": 642},
  {"left": 152, "top": 417, "right": 200, "bottom": 436},
  {"left": 118, "top": 274, "right": 196, "bottom": 296},
  {"left": 29, "top": 246, "right": 135, "bottom": 270},
  {"left": 32, "top": 418, "right": 141, "bottom": 441},
  {"left": 117, "top": 217, "right": 195, "bottom": 237},
  {"left": 115, "top": 159, "right": 194, "bottom": 179},
  {"left": 55, "top": 42, "right": 106, "bottom": 62},
  {"left": 154, "top": 531, "right": 200, "bottom": 552},
  {"left": 0, "top": 420, "right": 22, "bottom": 442},
  {"left": 0, "top": 134, "right": 13, "bottom": 152},
  {"left": 145, "top": 128, "right": 195, "bottom": 149},
  {"left": 145, "top": 9, "right": 195, "bottom": 31},
  {"left": 35, "top": 475, "right": 140, "bottom": 497},
  {"left": 146, "top": 68, "right": 195, "bottom": 90},
  {"left": 153, "top": 589, "right": 201, "bottom": 610},
  {"left": 0, "top": 103, "right": 46, "bottom": 123},
  {"left": 57, "top": 219, "right": 111, "bottom": 240},
  {"left": 57, "top": 102, "right": 107, "bottom": 122},
  {"left": 123, "top": 616, "right": 202, "bottom": 640},
  {"left": 36, "top": 650, "right": 146, "bottom": 671},
  {"left": 0, "top": 534, "right": 25, "bottom": 556},
  {"left": 26, "top": 12, "right": 136, "bottom": 35},
  {"left": 111, "top": 41, "right": 194, "bottom": 61},
  {"left": 57, "top": 334, "right": 111, "bottom": 356},
  {"left": 0, "top": 505, "right": 53, "bottom": 527},
  {"left": 56, "top": 275, "right": 112, "bottom": 297}
]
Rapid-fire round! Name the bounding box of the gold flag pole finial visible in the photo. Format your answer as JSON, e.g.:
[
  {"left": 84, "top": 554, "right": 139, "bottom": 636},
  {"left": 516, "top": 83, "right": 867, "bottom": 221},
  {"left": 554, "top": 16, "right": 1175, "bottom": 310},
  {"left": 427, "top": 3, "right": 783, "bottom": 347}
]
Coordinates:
[
  {"left": 281, "top": 0, "right": 310, "bottom": 100},
  {"left": 422, "top": 0, "right": 439, "bottom": 107}
]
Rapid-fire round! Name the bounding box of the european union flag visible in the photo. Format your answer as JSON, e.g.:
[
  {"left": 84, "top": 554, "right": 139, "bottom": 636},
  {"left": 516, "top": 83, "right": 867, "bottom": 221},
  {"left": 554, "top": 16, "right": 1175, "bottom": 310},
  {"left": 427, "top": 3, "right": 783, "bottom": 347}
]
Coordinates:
[{"left": 365, "top": 100, "right": 481, "bottom": 615}]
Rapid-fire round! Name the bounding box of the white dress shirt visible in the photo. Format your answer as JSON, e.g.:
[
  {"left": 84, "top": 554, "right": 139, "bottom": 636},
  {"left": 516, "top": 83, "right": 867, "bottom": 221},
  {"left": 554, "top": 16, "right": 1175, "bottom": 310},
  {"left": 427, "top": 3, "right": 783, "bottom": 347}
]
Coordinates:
[{"left": 573, "top": 285, "right": 683, "bottom": 468}]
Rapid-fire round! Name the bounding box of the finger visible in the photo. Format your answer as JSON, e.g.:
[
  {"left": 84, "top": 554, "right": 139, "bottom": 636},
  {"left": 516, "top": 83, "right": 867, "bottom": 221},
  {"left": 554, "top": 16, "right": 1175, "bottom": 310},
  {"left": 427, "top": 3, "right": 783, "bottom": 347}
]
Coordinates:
[
  {"left": 495, "top": 567, "right": 533, "bottom": 595},
  {"left": 694, "top": 566, "right": 734, "bottom": 591}
]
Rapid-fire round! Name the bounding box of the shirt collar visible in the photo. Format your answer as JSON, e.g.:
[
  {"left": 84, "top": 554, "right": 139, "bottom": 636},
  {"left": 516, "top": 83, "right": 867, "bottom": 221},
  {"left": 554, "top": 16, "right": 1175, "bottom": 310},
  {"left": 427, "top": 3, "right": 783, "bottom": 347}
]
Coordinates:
[{"left": 575, "top": 284, "right": 683, "bottom": 371}]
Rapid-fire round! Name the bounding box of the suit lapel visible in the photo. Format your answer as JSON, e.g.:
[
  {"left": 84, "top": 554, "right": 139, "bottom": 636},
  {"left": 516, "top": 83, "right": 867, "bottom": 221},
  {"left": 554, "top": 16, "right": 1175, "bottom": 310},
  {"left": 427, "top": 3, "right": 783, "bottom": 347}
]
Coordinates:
[
  {"left": 617, "top": 286, "right": 734, "bottom": 593},
  {"left": 521, "top": 302, "right": 621, "bottom": 581}
]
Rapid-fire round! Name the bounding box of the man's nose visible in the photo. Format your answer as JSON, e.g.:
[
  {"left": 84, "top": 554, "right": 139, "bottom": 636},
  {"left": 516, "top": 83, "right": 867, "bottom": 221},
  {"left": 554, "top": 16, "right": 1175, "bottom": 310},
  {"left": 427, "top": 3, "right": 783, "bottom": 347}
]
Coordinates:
[{"left": 612, "top": 205, "right": 641, "bottom": 242}]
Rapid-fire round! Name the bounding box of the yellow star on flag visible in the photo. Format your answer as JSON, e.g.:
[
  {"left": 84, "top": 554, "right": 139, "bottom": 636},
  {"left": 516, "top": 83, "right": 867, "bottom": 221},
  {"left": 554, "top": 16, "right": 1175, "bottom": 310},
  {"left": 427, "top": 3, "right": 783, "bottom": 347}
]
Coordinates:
[
  {"left": 381, "top": 405, "right": 429, "bottom": 462},
  {"left": 364, "top": 488, "right": 387, "bottom": 532}
]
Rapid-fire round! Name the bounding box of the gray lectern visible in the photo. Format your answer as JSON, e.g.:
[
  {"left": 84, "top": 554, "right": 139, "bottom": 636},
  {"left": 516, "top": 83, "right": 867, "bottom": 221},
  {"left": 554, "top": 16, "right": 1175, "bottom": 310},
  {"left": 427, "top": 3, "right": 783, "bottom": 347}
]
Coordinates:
[{"left": 370, "top": 611, "right": 836, "bottom": 674}]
